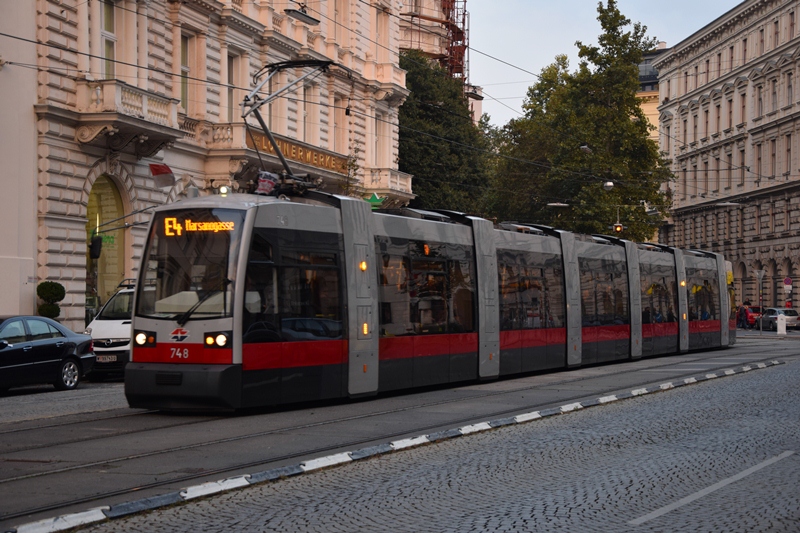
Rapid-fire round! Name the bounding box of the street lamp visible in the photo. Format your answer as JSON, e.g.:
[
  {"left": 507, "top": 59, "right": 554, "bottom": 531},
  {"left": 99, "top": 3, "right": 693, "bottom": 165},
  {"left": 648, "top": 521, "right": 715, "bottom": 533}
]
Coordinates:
[{"left": 284, "top": 2, "right": 320, "bottom": 25}]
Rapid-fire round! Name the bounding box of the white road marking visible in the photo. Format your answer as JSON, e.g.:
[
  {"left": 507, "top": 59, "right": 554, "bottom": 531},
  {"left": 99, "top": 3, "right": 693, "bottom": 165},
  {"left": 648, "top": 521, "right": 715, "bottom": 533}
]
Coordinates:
[{"left": 629, "top": 450, "right": 795, "bottom": 525}]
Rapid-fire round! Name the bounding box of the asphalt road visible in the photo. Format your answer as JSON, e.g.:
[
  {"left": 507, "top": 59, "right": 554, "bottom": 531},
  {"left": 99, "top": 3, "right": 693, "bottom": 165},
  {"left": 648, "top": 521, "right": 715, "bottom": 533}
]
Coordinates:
[{"left": 1, "top": 334, "right": 798, "bottom": 532}]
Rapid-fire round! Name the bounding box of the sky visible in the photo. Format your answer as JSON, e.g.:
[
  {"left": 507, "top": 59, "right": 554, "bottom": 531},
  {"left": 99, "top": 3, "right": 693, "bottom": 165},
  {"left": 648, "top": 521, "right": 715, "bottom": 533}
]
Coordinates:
[{"left": 468, "top": 0, "right": 744, "bottom": 127}]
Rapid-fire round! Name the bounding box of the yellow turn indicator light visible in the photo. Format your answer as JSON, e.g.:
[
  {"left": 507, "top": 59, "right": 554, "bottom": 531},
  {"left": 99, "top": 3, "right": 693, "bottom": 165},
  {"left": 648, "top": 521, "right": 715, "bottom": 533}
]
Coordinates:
[
  {"left": 359, "top": 261, "right": 368, "bottom": 272},
  {"left": 362, "top": 322, "right": 369, "bottom": 335},
  {"left": 205, "top": 335, "right": 215, "bottom": 346},
  {"left": 680, "top": 280, "right": 687, "bottom": 287},
  {"left": 683, "top": 313, "right": 687, "bottom": 320},
  {"left": 363, "top": 364, "right": 368, "bottom": 373}
]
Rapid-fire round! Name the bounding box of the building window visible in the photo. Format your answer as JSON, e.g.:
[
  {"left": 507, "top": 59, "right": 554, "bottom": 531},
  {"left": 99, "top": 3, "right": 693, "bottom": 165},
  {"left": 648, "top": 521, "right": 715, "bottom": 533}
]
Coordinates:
[
  {"left": 180, "top": 35, "right": 191, "bottom": 111},
  {"left": 693, "top": 114, "right": 697, "bottom": 142},
  {"left": 682, "top": 169, "right": 687, "bottom": 200},
  {"left": 772, "top": 79, "right": 778, "bottom": 112},
  {"left": 101, "top": 0, "right": 116, "bottom": 79},
  {"left": 757, "top": 143, "right": 763, "bottom": 179},
  {"left": 694, "top": 66, "right": 698, "bottom": 90},
  {"left": 727, "top": 152, "right": 733, "bottom": 188},
  {"left": 771, "top": 139, "right": 777, "bottom": 177},
  {"left": 333, "top": 95, "right": 347, "bottom": 154},
  {"left": 693, "top": 164, "right": 698, "bottom": 196},
  {"left": 717, "top": 53, "right": 721, "bottom": 78},
  {"left": 715, "top": 104, "right": 721, "bottom": 132},
  {"left": 703, "top": 161, "right": 709, "bottom": 194},
  {"left": 683, "top": 119, "right": 688, "bottom": 144},
  {"left": 757, "top": 86, "right": 763, "bottom": 116},
  {"left": 788, "top": 72, "right": 794, "bottom": 105},
  {"left": 774, "top": 20, "right": 780, "bottom": 48},
  {"left": 665, "top": 125, "right": 671, "bottom": 152},
  {"left": 684, "top": 71, "right": 689, "bottom": 94},
  {"left": 791, "top": 12, "right": 796, "bottom": 39},
  {"left": 227, "top": 54, "right": 237, "bottom": 123},
  {"left": 786, "top": 134, "right": 792, "bottom": 175},
  {"left": 375, "top": 10, "right": 390, "bottom": 64},
  {"left": 374, "top": 112, "right": 388, "bottom": 167},
  {"left": 704, "top": 109, "right": 709, "bottom": 138},
  {"left": 714, "top": 157, "right": 720, "bottom": 191},
  {"left": 759, "top": 29, "right": 764, "bottom": 54},
  {"left": 743, "top": 38, "right": 748, "bottom": 64},
  {"left": 740, "top": 148, "right": 746, "bottom": 185},
  {"left": 728, "top": 98, "right": 733, "bottom": 128},
  {"left": 741, "top": 93, "right": 747, "bottom": 124},
  {"left": 729, "top": 45, "right": 735, "bottom": 70}
]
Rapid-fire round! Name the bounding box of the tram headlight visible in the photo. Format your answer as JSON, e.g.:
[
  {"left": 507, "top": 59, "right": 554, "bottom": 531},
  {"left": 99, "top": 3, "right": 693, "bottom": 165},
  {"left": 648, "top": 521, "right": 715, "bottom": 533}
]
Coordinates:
[
  {"left": 204, "top": 331, "right": 231, "bottom": 348},
  {"left": 133, "top": 330, "right": 156, "bottom": 347}
]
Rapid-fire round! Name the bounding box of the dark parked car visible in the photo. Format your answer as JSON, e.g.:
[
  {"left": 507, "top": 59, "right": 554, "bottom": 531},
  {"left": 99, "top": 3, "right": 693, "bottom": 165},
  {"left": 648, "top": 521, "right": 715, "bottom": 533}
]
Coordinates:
[{"left": 0, "top": 316, "right": 95, "bottom": 393}]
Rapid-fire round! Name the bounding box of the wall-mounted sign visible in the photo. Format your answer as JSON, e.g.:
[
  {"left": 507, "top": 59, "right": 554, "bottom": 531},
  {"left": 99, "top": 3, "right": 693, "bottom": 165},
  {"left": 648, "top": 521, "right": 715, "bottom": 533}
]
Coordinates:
[{"left": 245, "top": 131, "right": 347, "bottom": 174}]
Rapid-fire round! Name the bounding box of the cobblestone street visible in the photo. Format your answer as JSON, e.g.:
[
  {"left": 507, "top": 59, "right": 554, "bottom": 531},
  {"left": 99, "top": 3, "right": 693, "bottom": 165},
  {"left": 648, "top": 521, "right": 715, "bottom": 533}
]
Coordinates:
[{"left": 79, "top": 359, "right": 800, "bottom": 532}]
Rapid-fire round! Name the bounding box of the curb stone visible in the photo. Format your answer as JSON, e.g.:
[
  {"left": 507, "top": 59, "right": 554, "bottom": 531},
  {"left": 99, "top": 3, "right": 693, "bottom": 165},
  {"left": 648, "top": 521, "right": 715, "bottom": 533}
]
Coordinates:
[{"left": 6, "top": 360, "right": 784, "bottom": 533}]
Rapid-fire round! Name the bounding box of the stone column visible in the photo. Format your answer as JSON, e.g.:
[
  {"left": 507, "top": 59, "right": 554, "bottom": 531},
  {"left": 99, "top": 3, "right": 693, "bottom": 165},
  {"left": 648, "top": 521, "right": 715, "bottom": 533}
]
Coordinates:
[
  {"left": 137, "top": 0, "right": 149, "bottom": 88},
  {"left": 219, "top": 30, "right": 229, "bottom": 122},
  {"left": 171, "top": 19, "right": 182, "bottom": 102},
  {"left": 77, "top": 0, "right": 89, "bottom": 76},
  {"left": 89, "top": 0, "right": 101, "bottom": 77}
]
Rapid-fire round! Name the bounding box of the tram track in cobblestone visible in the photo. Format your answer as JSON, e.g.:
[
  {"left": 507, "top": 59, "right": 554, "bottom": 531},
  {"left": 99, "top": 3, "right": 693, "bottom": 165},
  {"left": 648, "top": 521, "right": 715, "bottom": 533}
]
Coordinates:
[
  {"left": 0, "top": 349, "right": 761, "bottom": 458},
  {"left": 0, "top": 346, "right": 791, "bottom": 525}
]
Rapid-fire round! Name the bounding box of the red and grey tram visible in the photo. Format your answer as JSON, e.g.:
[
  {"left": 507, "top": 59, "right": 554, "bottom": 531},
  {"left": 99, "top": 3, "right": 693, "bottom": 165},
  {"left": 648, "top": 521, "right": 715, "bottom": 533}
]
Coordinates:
[{"left": 125, "top": 192, "right": 735, "bottom": 410}]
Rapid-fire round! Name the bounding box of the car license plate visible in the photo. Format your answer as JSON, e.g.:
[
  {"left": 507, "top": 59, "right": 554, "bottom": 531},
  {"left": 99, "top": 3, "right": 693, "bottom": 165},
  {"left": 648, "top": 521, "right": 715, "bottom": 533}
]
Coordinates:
[{"left": 96, "top": 355, "right": 117, "bottom": 363}]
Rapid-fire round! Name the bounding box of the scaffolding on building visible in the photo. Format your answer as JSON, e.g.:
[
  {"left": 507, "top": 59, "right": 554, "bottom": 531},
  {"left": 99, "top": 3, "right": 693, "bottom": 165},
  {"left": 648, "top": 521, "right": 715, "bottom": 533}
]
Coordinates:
[{"left": 401, "top": 0, "right": 470, "bottom": 84}]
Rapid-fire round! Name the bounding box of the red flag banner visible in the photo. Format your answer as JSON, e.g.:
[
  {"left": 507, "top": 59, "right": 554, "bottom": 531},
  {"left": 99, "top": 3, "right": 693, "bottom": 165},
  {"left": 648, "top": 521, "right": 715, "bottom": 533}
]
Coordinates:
[{"left": 149, "top": 163, "right": 176, "bottom": 188}]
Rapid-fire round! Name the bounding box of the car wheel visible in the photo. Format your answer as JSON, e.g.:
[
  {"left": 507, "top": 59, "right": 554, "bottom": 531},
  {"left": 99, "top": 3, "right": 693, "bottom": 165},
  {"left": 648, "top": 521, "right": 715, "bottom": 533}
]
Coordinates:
[{"left": 54, "top": 359, "right": 80, "bottom": 390}]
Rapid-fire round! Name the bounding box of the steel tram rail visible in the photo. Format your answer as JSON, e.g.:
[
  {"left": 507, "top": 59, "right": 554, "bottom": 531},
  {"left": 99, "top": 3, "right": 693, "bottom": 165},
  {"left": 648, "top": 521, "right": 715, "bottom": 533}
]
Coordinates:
[{"left": 0, "top": 350, "right": 775, "bottom": 523}]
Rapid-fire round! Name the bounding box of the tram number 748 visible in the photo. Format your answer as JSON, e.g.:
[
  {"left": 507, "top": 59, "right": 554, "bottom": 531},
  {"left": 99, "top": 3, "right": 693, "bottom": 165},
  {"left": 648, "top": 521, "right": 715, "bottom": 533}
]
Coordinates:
[{"left": 170, "top": 347, "right": 190, "bottom": 359}]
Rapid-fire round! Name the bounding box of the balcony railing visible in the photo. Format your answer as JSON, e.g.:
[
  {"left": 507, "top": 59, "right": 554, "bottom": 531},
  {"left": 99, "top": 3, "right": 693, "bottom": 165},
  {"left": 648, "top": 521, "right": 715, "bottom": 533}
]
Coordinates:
[
  {"left": 76, "top": 79, "right": 179, "bottom": 129},
  {"left": 369, "top": 168, "right": 413, "bottom": 195}
]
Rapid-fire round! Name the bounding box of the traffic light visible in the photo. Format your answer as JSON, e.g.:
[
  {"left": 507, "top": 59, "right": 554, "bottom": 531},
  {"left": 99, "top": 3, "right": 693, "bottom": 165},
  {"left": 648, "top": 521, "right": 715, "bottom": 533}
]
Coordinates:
[{"left": 612, "top": 223, "right": 624, "bottom": 233}]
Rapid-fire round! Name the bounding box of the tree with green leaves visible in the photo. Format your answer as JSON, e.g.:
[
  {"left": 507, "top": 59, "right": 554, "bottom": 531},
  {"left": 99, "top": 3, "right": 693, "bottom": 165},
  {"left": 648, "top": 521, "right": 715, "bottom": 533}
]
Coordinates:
[
  {"left": 398, "top": 49, "right": 490, "bottom": 212},
  {"left": 484, "top": 0, "right": 672, "bottom": 241}
]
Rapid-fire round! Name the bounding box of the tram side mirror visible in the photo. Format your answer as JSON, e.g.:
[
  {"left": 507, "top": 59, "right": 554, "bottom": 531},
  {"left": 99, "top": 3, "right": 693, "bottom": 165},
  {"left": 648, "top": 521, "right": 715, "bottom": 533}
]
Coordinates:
[{"left": 89, "top": 236, "right": 103, "bottom": 259}]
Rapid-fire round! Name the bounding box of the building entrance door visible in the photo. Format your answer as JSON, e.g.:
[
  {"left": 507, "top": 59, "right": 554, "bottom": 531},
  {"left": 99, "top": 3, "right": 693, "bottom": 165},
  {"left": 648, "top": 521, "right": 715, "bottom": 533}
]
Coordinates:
[{"left": 85, "top": 175, "right": 126, "bottom": 324}]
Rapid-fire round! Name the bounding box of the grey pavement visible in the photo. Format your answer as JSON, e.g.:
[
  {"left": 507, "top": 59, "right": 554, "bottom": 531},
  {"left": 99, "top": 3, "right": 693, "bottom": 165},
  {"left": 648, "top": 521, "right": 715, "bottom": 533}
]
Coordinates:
[{"left": 75, "top": 359, "right": 800, "bottom": 532}]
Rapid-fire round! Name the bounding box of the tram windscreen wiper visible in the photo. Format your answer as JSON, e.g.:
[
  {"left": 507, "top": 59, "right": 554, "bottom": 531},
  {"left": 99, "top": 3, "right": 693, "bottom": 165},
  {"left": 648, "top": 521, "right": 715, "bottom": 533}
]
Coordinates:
[{"left": 176, "top": 279, "right": 232, "bottom": 326}]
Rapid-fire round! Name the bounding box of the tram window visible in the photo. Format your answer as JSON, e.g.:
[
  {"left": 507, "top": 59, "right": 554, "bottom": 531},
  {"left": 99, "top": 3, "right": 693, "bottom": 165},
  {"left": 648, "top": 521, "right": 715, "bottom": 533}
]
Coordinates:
[
  {"left": 411, "top": 261, "right": 447, "bottom": 334},
  {"left": 579, "top": 258, "right": 629, "bottom": 326},
  {"left": 545, "top": 265, "right": 565, "bottom": 328},
  {"left": 639, "top": 261, "right": 678, "bottom": 324},
  {"left": 242, "top": 234, "right": 279, "bottom": 343},
  {"left": 281, "top": 250, "right": 337, "bottom": 266},
  {"left": 279, "top": 267, "right": 342, "bottom": 340},
  {"left": 686, "top": 265, "right": 718, "bottom": 321},
  {"left": 379, "top": 254, "right": 413, "bottom": 336},
  {"left": 498, "top": 251, "right": 563, "bottom": 330},
  {"left": 450, "top": 260, "right": 475, "bottom": 332}
]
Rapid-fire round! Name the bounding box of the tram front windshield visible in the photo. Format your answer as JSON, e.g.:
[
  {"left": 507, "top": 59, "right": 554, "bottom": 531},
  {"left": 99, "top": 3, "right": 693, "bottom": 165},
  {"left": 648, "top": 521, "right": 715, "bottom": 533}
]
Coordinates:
[{"left": 136, "top": 208, "right": 245, "bottom": 321}]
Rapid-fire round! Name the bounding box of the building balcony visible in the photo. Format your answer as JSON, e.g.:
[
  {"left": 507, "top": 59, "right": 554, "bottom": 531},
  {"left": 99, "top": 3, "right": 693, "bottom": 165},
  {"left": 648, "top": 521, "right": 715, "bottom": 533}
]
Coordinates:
[
  {"left": 73, "top": 79, "right": 183, "bottom": 158},
  {"left": 76, "top": 79, "right": 178, "bottom": 129},
  {"left": 368, "top": 168, "right": 414, "bottom": 198}
]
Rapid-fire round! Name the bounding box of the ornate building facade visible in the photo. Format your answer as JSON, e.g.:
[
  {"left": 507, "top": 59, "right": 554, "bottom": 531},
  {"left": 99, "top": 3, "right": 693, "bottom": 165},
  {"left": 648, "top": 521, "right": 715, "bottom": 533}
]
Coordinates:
[
  {"left": 0, "top": 0, "right": 412, "bottom": 330},
  {"left": 655, "top": 0, "right": 800, "bottom": 307}
]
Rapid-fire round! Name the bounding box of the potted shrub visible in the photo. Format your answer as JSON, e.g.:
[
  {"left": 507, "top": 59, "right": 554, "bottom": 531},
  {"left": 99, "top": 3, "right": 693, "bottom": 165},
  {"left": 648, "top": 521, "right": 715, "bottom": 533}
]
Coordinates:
[{"left": 37, "top": 281, "right": 66, "bottom": 319}]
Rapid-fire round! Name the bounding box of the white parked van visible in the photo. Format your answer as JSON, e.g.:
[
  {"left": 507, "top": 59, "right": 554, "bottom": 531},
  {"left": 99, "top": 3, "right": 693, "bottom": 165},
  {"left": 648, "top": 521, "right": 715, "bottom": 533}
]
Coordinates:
[{"left": 85, "top": 281, "right": 134, "bottom": 378}]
